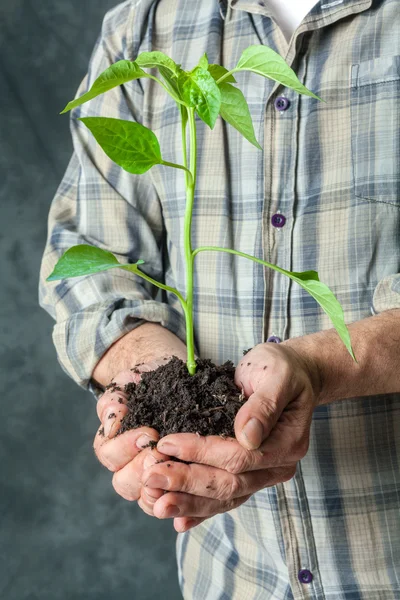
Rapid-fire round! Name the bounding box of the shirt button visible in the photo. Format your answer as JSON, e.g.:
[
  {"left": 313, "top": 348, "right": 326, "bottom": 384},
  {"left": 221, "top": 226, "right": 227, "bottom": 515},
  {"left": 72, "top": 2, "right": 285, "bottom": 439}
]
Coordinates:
[
  {"left": 274, "top": 96, "right": 290, "bottom": 111},
  {"left": 298, "top": 569, "right": 313, "bottom": 584},
  {"left": 271, "top": 213, "right": 286, "bottom": 228},
  {"left": 267, "top": 336, "right": 281, "bottom": 343}
]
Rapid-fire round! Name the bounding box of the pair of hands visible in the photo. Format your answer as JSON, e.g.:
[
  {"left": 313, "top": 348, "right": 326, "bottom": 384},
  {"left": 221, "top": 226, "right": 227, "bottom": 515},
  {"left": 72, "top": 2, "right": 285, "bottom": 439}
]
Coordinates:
[{"left": 93, "top": 343, "right": 321, "bottom": 533}]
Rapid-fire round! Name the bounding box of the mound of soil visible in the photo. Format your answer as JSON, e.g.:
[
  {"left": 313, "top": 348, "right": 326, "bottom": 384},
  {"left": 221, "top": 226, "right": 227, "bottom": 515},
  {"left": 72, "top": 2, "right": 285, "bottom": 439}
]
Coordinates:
[{"left": 116, "top": 356, "right": 247, "bottom": 439}]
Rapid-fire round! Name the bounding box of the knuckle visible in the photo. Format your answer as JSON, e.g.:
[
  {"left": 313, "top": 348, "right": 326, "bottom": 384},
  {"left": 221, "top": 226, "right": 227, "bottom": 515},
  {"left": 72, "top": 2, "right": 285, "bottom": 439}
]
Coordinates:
[
  {"left": 191, "top": 435, "right": 210, "bottom": 464},
  {"left": 292, "top": 437, "right": 309, "bottom": 460},
  {"left": 228, "top": 476, "right": 243, "bottom": 499},
  {"left": 225, "top": 449, "right": 250, "bottom": 475},
  {"left": 103, "top": 456, "right": 119, "bottom": 473},
  {"left": 215, "top": 478, "right": 237, "bottom": 501},
  {"left": 222, "top": 496, "right": 241, "bottom": 513},
  {"left": 184, "top": 465, "right": 199, "bottom": 494},
  {"left": 96, "top": 445, "right": 118, "bottom": 472},
  {"left": 112, "top": 472, "right": 139, "bottom": 502},
  {"left": 258, "top": 397, "right": 278, "bottom": 420}
]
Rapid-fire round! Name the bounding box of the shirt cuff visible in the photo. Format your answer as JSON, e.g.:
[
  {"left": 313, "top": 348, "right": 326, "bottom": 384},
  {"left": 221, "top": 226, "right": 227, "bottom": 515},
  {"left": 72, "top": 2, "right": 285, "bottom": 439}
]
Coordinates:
[
  {"left": 52, "top": 298, "right": 187, "bottom": 397},
  {"left": 371, "top": 274, "right": 400, "bottom": 315}
]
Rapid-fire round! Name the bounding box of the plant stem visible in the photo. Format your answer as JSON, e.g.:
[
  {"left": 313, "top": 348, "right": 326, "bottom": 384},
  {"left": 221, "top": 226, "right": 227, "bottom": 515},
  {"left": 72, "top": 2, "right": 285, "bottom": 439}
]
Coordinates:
[
  {"left": 125, "top": 266, "right": 187, "bottom": 307},
  {"left": 146, "top": 74, "right": 186, "bottom": 105},
  {"left": 215, "top": 68, "right": 241, "bottom": 85},
  {"left": 183, "top": 107, "right": 197, "bottom": 375},
  {"left": 192, "top": 245, "right": 293, "bottom": 275},
  {"left": 161, "top": 160, "right": 193, "bottom": 184}
]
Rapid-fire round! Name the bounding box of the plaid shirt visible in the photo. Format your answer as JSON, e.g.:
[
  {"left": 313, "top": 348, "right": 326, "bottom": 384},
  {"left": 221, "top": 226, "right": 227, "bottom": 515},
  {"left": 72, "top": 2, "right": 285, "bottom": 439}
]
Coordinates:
[{"left": 39, "top": 0, "right": 400, "bottom": 597}]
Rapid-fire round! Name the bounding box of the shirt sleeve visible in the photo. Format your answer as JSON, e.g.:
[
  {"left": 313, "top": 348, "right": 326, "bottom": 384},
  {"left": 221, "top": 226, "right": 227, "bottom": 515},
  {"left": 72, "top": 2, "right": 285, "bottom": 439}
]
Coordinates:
[
  {"left": 38, "top": 4, "right": 186, "bottom": 396},
  {"left": 371, "top": 274, "right": 400, "bottom": 315}
]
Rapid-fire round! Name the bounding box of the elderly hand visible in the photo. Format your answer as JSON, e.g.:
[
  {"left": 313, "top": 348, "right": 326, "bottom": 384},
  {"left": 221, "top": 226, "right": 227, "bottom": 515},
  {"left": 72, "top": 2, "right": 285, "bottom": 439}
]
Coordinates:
[
  {"left": 138, "top": 343, "right": 321, "bottom": 532},
  {"left": 93, "top": 361, "right": 170, "bottom": 505}
]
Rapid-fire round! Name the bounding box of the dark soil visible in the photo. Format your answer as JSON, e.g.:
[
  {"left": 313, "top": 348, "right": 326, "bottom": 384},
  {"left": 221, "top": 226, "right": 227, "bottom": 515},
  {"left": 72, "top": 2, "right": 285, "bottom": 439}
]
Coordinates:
[{"left": 116, "top": 356, "right": 246, "bottom": 440}]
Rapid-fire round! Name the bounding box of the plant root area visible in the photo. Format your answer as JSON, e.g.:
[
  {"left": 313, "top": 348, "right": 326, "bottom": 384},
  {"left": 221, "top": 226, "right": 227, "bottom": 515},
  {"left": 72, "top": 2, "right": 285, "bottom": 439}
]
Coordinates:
[{"left": 116, "top": 357, "right": 246, "bottom": 439}]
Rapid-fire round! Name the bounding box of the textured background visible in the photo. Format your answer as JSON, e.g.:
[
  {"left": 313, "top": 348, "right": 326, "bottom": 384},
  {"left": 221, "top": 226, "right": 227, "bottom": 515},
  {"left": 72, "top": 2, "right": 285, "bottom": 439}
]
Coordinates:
[{"left": 0, "top": 2, "right": 182, "bottom": 598}]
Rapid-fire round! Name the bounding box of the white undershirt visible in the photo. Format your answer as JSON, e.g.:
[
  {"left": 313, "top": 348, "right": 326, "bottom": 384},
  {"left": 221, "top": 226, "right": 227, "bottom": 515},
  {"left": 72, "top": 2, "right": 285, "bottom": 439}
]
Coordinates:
[{"left": 265, "top": 0, "right": 320, "bottom": 41}]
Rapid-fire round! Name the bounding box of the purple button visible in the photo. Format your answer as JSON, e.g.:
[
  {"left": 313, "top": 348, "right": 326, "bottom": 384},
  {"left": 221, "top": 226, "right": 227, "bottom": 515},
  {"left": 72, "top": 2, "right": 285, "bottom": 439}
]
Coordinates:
[
  {"left": 298, "top": 569, "right": 313, "bottom": 584},
  {"left": 271, "top": 213, "right": 286, "bottom": 228},
  {"left": 267, "top": 336, "right": 281, "bottom": 343},
  {"left": 274, "top": 96, "right": 290, "bottom": 111}
]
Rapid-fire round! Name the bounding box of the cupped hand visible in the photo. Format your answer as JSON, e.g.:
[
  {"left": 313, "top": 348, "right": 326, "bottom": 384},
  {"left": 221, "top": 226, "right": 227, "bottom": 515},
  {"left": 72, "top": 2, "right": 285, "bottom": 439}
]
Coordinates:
[
  {"left": 93, "top": 361, "right": 170, "bottom": 504},
  {"left": 139, "top": 342, "right": 320, "bottom": 532}
]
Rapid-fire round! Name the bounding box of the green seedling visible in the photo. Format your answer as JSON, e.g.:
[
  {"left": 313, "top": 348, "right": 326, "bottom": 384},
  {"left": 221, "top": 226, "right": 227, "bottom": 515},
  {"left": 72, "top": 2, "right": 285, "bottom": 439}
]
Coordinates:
[{"left": 48, "top": 46, "right": 355, "bottom": 374}]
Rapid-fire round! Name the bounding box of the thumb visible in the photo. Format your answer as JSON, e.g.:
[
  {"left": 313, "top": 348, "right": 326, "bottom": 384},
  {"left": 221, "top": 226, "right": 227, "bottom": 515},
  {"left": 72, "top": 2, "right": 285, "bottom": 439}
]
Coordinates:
[{"left": 234, "top": 391, "right": 281, "bottom": 451}]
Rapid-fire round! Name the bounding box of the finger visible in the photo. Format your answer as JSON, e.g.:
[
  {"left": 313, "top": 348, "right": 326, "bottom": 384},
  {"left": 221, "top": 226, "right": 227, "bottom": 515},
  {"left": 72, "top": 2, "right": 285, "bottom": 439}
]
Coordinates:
[
  {"left": 138, "top": 496, "right": 155, "bottom": 517},
  {"left": 143, "top": 460, "right": 297, "bottom": 501},
  {"left": 152, "top": 490, "right": 252, "bottom": 519},
  {"left": 96, "top": 369, "right": 141, "bottom": 422},
  {"left": 235, "top": 386, "right": 312, "bottom": 454},
  {"left": 174, "top": 517, "right": 206, "bottom": 533},
  {"left": 157, "top": 433, "right": 294, "bottom": 473},
  {"left": 112, "top": 446, "right": 167, "bottom": 502},
  {"left": 93, "top": 426, "right": 160, "bottom": 472},
  {"left": 234, "top": 389, "right": 285, "bottom": 451}
]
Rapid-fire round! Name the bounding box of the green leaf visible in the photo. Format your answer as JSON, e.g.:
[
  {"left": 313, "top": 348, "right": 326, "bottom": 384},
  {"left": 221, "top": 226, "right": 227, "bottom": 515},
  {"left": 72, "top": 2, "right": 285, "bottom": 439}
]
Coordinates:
[
  {"left": 219, "top": 83, "right": 262, "bottom": 149},
  {"left": 208, "top": 64, "right": 236, "bottom": 84},
  {"left": 286, "top": 270, "right": 355, "bottom": 360},
  {"left": 61, "top": 61, "right": 147, "bottom": 114},
  {"left": 46, "top": 244, "right": 144, "bottom": 281},
  {"left": 198, "top": 53, "right": 209, "bottom": 70},
  {"left": 192, "top": 246, "right": 354, "bottom": 360},
  {"left": 135, "top": 51, "right": 179, "bottom": 75},
  {"left": 135, "top": 52, "right": 185, "bottom": 100},
  {"left": 236, "top": 45, "right": 322, "bottom": 100},
  {"left": 158, "top": 65, "right": 184, "bottom": 98},
  {"left": 79, "top": 117, "right": 163, "bottom": 174},
  {"left": 178, "top": 68, "right": 221, "bottom": 128}
]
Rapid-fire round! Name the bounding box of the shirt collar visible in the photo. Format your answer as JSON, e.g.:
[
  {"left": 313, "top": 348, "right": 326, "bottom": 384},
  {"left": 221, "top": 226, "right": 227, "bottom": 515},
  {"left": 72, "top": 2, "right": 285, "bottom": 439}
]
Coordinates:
[{"left": 223, "top": 0, "right": 373, "bottom": 25}]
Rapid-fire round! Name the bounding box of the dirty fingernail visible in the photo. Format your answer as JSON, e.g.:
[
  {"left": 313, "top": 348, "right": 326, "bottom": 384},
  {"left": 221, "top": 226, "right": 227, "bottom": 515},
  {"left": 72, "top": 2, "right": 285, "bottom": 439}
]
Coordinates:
[
  {"left": 136, "top": 434, "right": 155, "bottom": 450},
  {"left": 104, "top": 410, "right": 117, "bottom": 438}
]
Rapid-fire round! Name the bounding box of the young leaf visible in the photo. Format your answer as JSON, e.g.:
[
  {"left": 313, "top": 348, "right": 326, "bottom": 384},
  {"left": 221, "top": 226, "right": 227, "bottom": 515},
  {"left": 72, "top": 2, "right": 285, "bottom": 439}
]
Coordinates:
[
  {"left": 208, "top": 64, "right": 236, "bottom": 84},
  {"left": 198, "top": 53, "right": 209, "bottom": 70},
  {"left": 79, "top": 117, "right": 163, "bottom": 174},
  {"left": 219, "top": 83, "right": 262, "bottom": 149},
  {"left": 236, "top": 46, "right": 321, "bottom": 100},
  {"left": 61, "top": 61, "right": 147, "bottom": 114},
  {"left": 178, "top": 68, "right": 221, "bottom": 128},
  {"left": 135, "top": 52, "right": 185, "bottom": 100},
  {"left": 46, "top": 244, "right": 144, "bottom": 281},
  {"left": 136, "top": 51, "right": 179, "bottom": 75}
]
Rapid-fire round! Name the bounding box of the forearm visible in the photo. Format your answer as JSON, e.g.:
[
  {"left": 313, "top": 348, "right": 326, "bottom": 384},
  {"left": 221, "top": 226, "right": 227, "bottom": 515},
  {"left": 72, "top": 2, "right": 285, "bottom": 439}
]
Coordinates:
[
  {"left": 92, "top": 322, "right": 187, "bottom": 388},
  {"left": 282, "top": 309, "right": 400, "bottom": 405}
]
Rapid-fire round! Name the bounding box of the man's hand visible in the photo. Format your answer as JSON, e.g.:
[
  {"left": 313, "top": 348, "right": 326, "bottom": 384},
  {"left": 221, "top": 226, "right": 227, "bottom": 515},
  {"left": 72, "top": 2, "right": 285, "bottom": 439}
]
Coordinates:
[
  {"left": 139, "top": 343, "right": 321, "bottom": 532},
  {"left": 93, "top": 362, "right": 170, "bottom": 504}
]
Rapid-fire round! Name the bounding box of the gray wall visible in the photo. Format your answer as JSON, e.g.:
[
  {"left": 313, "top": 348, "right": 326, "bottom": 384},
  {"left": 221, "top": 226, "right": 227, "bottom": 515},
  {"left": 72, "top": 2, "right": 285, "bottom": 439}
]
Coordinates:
[{"left": 0, "top": 2, "right": 182, "bottom": 598}]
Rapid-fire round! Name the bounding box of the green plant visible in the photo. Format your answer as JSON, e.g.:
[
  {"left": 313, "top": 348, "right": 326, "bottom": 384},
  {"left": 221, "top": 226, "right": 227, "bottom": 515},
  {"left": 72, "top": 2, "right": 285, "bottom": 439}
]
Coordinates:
[{"left": 47, "top": 46, "right": 355, "bottom": 374}]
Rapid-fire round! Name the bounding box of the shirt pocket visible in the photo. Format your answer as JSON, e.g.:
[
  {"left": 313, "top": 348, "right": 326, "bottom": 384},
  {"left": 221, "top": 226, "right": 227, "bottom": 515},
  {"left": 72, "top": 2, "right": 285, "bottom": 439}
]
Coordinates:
[{"left": 350, "top": 55, "right": 400, "bottom": 206}]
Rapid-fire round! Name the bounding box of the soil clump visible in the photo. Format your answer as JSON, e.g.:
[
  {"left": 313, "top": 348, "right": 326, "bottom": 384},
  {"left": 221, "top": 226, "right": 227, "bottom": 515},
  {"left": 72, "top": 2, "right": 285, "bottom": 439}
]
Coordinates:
[{"left": 116, "top": 356, "right": 246, "bottom": 439}]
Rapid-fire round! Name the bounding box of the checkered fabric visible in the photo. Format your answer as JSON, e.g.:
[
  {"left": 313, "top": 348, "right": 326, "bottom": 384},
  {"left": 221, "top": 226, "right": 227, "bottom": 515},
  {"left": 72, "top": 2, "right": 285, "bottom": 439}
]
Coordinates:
[{"left": 39, "top": 1, "right": 400, "bottom": 597}]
